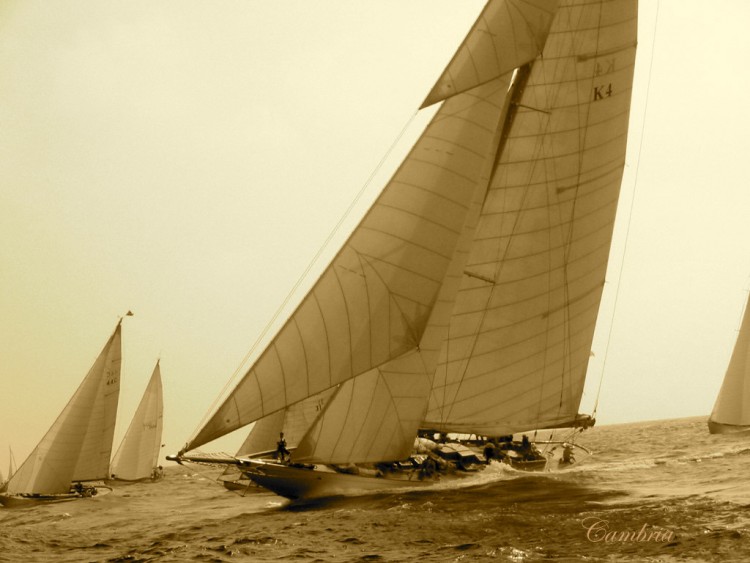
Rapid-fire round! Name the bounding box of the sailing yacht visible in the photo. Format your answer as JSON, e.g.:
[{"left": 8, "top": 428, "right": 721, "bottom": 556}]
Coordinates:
[
  {"left": 708, "top": 293, "right": 750, "bottom": 434},
  {"left": 0, "top": 319, "right": 124, "bottom": 507},
  {"left": 109, "top": 361, "right": 165, "bottom": 482},
  {"left": 0, "top": 448, "right": 16, "bottom": 491},
  {"left": 172, "top": 0, "right": 638, "bottom": 500}
]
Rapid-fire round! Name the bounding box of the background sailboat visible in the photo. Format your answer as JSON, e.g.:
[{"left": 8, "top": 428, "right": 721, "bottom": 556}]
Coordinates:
[
  {"left": 0, "top": 319, "right": 123, "bottom": 507},
  {"left": 708, "top": 293, "right": 750, "bottom": 434},
  {"left": 0, "top": 447, "right": 17, "bottom": 491},
  {"left": 110, "top": 360, "right": 165, "bottom": 481},
  {"left": 175, "top": 0, "right": 638, "bottom": 500}
]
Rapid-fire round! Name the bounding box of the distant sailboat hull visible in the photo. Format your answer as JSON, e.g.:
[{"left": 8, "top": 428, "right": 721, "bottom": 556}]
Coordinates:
[
  {"left": 0, "top": 485, "right": 112, "bottom": 508},
  {"left": 106, "top": 476, "right": 160, "bottom": 485},
  {"left": 707, "top": 420, "right": 750, "bottom": 435},
  {"left": 0, "top": 492, "right": 84, "bottom": 508}
]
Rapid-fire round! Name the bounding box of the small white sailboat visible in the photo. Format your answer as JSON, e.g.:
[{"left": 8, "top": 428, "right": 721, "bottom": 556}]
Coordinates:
[
  {"left": 173, "top": 0, "right": 638, "bottom": 500},
  {"left": 109, "top": 361, "right": 165, "bottom": 482},
  {"left": 708, "top": 293, "right": 750, "bottom": 434},
  {"left": 0, "top": 319, "right": 124, "bottom": 507}
]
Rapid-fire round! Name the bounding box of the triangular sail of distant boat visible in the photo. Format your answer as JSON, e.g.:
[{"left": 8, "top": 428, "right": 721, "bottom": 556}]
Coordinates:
[
  {"left": 5, "top": 321, "right": 122, "bottom": 496},
  {"left": 709, "top": 293, "right": 750, "bottom": 434},
  {"left": 0, "top": 447, "right": 16, "bottom": 492},
  {"left": 110, "top": 360, "right": 164, "bottom": 480}
]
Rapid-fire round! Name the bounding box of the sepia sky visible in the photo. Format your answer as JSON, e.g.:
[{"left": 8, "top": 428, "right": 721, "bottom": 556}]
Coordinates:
[{"left": 2, "top": 1, "right": 750, "bottom": 474}]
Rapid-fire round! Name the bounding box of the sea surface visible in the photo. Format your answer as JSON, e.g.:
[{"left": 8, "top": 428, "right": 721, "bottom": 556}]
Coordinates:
[{"left": 2, "top": 415, "right": 749, "bottom": 562}]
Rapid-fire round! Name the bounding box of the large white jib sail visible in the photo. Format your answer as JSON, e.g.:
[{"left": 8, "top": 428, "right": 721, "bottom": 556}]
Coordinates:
[
  {"left": 7, "top": 322, "right": 122, "bottom": 495},
  {"left": 110, "top": 361, "right": 164, "bottom": 480},
  {"left": 182, "top": 0, "right": 637, "bottom": 465}
]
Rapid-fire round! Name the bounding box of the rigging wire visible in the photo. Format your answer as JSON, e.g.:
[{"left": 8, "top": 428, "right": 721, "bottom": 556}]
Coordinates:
[
  {"left": 592, "top": 1, "right": 660, "bottom": 417},
  {"left": 187, "top": 109, "right": 424, "bottom": 444}
]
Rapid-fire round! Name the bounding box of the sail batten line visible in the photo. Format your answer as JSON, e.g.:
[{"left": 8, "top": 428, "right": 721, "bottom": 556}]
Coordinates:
[
  {"left": 432, "top": 364, "right": 588, "bottom": 422},
  {"left": 479, "top": 153, "right": 625, "bottom": 195},
  {"left": 502, "top": 106, "right": 632, "bottom": 143},
  {"left": 487, "top": 125, "right": 629, "bottom": 173},
  {"left": 366, "top": 203, "right": 466, "bottom": 238},
  {"left": 470, "top": 204, "right": 621, "bottom": 277},
  {"left": 446, "top": 262, "right": 608, "bottom": 326},
  {"left": 474, "top": 195, "right": 619, "bottom": 243},
  {"left": 349, "top": 250, "right": 452, "bottom": 287},
  {"left": 438, "top": 375, "right": 586, "bottom": 420},
  {"left": 440, "top": 306, "right": 603, "bottom": 367},
  {"left": 388, "top": 180, "right": 474, "bottom": 210}
]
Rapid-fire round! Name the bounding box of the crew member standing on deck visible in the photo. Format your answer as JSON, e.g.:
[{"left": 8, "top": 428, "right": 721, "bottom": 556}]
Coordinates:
[{"left": 276, "top": 432, "right": 290, "bottom": 462}]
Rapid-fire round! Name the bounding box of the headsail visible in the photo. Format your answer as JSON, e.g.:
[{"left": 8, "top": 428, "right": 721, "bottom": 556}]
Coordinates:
[
  {"left": 424, "top": 0, "right": 637, "bottom": 436},
  {"left": 7, "top": 322, "right": 122, "bottom": 495},
  {"left": 110, "top": 361, "right": 164, "bottom": 480},
  {"left": 709, "top": 293, "right": 750, "bottom": 433}
]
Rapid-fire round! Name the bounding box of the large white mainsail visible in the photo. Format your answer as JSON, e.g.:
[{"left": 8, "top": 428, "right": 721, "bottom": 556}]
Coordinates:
[
  {"left": 6, "top": 321, "right": 122, "bottom": 495},
  {"left": 183, "top": 0, "right": 636, "bottom": 468},
  {"left": 423, "top": 0, "right": 637, "bottom": 435},
  {"left": 708, "top": 293, "right": 750, "bottom": 434},
  {"left": 110, "top": 361, "right": 164, "bottom": 480}
]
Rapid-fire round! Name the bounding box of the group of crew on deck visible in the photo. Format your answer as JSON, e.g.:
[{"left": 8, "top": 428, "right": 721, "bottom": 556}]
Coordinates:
[
  {"left": 70, "top": 482, "right": 97, "bottom": 497},
  {"left": 482, "top": 434, "right": 544, "bottom": 464},
  {"left": 272, "top": 430, "right": 572, "bottom": 477}
]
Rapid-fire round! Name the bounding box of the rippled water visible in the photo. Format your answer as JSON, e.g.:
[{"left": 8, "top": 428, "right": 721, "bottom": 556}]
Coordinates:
[{"left": 2, "top": 416, "right": 749, "bottom": 562}]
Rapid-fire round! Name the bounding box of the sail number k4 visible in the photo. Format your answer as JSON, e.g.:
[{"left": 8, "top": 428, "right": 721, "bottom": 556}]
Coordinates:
[
  {"left": 593, "top": 57, "right": 615, "bottom": 101},
  {"left": 593, "top": 83, "right": 613, "bottom": 101}
]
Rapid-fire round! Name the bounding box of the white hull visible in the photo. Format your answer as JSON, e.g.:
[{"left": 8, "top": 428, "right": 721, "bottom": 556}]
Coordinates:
[
  {"left": 239, "top": 439, "right": 585, "bottom": 500},
  {"left": 707, "top": 420, "right": 750, "bottom": 435},
  {"left": 243, "top": 460, "right": 438, "bottom": 500},
  {"left": 0, "top": 485, "right": 112, "bottom": 508}
]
